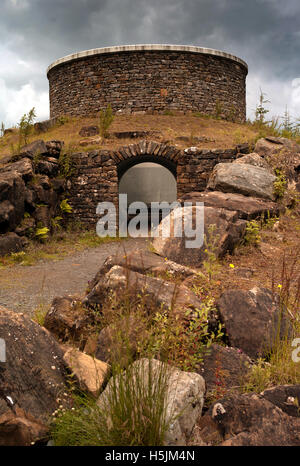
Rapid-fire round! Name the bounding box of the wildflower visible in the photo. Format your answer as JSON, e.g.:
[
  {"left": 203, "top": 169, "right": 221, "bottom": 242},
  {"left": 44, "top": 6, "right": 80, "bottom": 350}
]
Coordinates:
[
  {"left": 229, "top": 264, "right": 235, "bottom": 269},
  {"left": 278, "top": 284, "right": 282, "bottom": 289}
]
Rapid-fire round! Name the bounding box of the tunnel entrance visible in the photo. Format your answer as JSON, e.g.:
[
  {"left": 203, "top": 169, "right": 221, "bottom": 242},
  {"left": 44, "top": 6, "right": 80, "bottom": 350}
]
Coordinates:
[{"left": 118, "top": 160, "right": 177, "bottom": 232}]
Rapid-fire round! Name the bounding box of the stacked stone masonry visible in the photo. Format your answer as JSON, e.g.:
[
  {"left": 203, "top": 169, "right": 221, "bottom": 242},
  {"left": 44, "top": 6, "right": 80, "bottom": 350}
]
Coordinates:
[
  {"left": 68, "top": 140, "right": 241, "bottom": 227},
  {"left": 47, "top": 45, "right": 248, "bottom": 122}
]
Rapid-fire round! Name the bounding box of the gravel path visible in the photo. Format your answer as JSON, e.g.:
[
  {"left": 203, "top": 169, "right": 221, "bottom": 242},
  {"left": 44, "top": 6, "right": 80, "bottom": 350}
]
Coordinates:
[{"left": 0, "top": 238, "right": 147, "bottom": 316}]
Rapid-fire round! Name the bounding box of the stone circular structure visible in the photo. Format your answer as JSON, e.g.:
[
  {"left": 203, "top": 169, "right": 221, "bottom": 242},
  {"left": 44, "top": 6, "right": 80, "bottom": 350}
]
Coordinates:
[{"left": 47, "top": 44, "right": 248, "bottom": 121}]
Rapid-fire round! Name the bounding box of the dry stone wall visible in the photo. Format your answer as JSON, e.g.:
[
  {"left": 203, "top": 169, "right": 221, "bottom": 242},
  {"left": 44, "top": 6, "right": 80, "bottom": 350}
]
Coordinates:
[
  {"left": 47, "top": 45, "right": 248, "bottom": 122},
  {"left": 68, "top": 140, "right": 243, "bottom": 227}
]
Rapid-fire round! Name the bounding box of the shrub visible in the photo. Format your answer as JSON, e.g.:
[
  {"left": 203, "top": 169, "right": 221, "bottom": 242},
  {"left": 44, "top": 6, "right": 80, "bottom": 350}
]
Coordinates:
[
  {"left": 60, "top": 199, "right": 73, "bottom": 214},
  {"left": 243, "top": 220, "right": 261, "bottom": 246},
  {"left": 18, "top": 107, "right": 36, "bottom": 146},
  {"left": 203, "top": 224, "right": 221, "bottom": 281},
  {"left": 273, "top": 169, "right": 287, "bottom": 199},
  {"left": 35, "top": 227, "right": 49, "bottom": 242},
  {"left": 58, "top": 149, "right": 75, "bottom": 178},
  {"left": 99, "top": 104, "right": 114, "bottom": 138}
]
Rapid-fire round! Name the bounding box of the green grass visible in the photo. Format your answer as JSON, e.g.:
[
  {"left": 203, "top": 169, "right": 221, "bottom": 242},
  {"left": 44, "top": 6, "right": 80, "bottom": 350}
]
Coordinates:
[
  {"left": 51, "top": 358, "right": 174, "bottom": 446},
  {"left": 0, "top": 229, "right": 122, "bottom": 268},
  {"left": 242, "top": 312, "right": 300, "bottom": 393}
]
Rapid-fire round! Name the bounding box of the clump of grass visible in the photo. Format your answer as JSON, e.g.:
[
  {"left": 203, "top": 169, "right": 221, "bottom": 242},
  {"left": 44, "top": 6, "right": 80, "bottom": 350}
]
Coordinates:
[
  {"left": 203, "top": 224, "right": 221, "bottom": 281},
  {"left": 51, "top": 358, "right": 173, "bottom": 446},
  {"left": 99, "top": 104, "right": 114, "bottom": 138},
  {"left": 32, "top": 303, "right": 49, "bottom": 326},
  {"left": 242, "top": 323, "right": 300, "bottom": 393},
  {"left": 242, "top": 250, "right": 300, "bottom": 392}
]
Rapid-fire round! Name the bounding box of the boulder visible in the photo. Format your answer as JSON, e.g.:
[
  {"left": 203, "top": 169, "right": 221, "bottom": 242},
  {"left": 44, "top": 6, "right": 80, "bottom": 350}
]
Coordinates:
[
  {"left": 63, "top": 348, "right": 109, "bottom": 398},
  {"left": 30, "top": 176, "right": 58, "bottom": 207},
  {"left": 0, "top": 408, "right": 49, "bottom": 447},
  {"left": 0, "top": 201, "right": 15, "bottom": 230},
  {"left": 34, "top": 118, "right": 58, "bottom": 133},
  {"left": 216, "top": 287, "right": 291, "bottom": 358},
  {"left": 179, "top": 191, "right": 282, "bottom": 220},
  {"left": 45, "top": 140, "right": 64, "bottom": 159},
  {"left": 255, "top": 137, "right": 300, "bottom": 182},
  {"left": 36, "top": 159, "right": 59, "bottom": 177},
  {"left": 255, "top": 136, "right": 300, "bottom": 158},
  {"left": 0, "top": 171, "right": 25, "bottom": 231},
  {"left": 0, "top": 158, "right": 33, "bottom": 181},
  {"left": 17, "top": 140, "right": 48, "bottom": 160},
  {"left": 0, "top": 307, "right": 70, "bottom": 445},
  {"left": 152, "top": 205, "right": 246, "bottom": 268},
  {"left": 199, "top": 344, "right": 251, "bottom": 398},
  {"left": 0, "top": 233, "right": 27, "bottom": 256},
  {"left": 197, "top": 392, "right": 300, "bottom": 446},
  {"left": 89, "top": 248, "right": 196, "bottom": 291},
  {"left": 84, "top": 265, "right": 201, "bottom": 317},
  {"left": 44, "top": 296, "right": 96, "bottom": 349},
  {"left": 234, "top": 152, "right": 273, "bottom": 172},
  {"left": 261, "top": 385, "right": 300, "bottom": 418},
  {"left": 207, "top": 163, "right": 276, "bottom": 200},
  {"left": 79, "top": 126, "right": 100, "bottom": 137},
  {"left": 97, "top": 358, "right": 206, "bottom": 446}
]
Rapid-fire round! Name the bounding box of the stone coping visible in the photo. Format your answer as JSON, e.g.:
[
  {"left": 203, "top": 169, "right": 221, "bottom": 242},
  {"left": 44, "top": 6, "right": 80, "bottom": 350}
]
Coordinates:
[{"left": 47, "top": 44, "right": 248, "bottom": 75}]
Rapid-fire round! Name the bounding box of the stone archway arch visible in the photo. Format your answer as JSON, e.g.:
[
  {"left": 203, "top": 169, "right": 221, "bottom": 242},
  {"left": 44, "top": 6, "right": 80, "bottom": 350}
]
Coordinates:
[{"left": 110, "top": 140, "right": 182, "bottom": 180}]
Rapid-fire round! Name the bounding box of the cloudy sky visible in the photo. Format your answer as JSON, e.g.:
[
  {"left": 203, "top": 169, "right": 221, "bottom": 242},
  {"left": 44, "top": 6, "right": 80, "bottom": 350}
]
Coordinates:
[{"left": 0, "top": 0, "right": 299, "bottom": 128}]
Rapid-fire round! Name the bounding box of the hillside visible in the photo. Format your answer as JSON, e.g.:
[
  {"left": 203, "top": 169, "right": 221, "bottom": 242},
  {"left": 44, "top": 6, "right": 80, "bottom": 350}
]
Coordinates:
[{"left": 0, "top": 113, "right": 267, "bottom": 159}]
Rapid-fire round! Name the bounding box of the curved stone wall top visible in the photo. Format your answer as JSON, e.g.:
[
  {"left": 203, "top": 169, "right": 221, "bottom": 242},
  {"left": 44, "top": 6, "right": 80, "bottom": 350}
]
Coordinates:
[{"left": 47, "top": 44, "right": 248, "bottom": 75}]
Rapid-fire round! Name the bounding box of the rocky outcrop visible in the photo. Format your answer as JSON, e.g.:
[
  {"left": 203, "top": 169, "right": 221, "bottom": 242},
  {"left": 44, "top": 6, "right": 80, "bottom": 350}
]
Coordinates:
[
  {"left": 97, "top": 358, "right": 206, "bottom": 446},
  {"left": 152, "top": 205, "right": 246, "bottom": 268},
  {"left": 216, "top": 287, "right": 291, "bottom": 358},
  {"left": 207, "top": 162, "right": 276, "bottom": 200},
  {"left": 179, "top": 191, "right": 282, "bottom": 220},
  {"left": 0, "top": 139, "right": 65, "bottom": 254},
  {"left": 255, "top": 137, "right": 300, "bottom": 183},
  {"left": 255, "top": 136, "right": 300, "bottom": 159},
  {"left": 89, "top": 249, "right": 196, "bottom": 291},
  {"left": 84, "top": 264, "right": 201, "bottom": 317},
  {"left": 233, "top": 152, "right": 273, "bottom": 172},
  {"left": 0, "top": 306, "right": 70, "bottom": 445},
  {"left": 0, "top": 171, "right": 26, "bottom": 232},
  {"left": 197, "top": 392, "right": 300, "bottom": 446}
]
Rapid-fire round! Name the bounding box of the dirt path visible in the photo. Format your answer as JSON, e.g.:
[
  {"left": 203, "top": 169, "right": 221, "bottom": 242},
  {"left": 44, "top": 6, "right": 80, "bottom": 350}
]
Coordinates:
[{"left": 0, "top": 238, "right": 147, "bottom": 316}]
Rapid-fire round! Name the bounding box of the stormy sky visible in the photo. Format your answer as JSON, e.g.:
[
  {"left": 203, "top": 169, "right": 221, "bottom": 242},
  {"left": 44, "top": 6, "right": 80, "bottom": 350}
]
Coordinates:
[{"left": 0, "top": 0, "right": 300, "bottom": 128}]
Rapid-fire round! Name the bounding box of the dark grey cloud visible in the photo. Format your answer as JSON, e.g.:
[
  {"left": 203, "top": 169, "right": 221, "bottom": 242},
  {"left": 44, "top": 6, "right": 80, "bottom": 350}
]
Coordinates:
[{"left": 0, "top": 0, "right": 300, "bottom": 126}]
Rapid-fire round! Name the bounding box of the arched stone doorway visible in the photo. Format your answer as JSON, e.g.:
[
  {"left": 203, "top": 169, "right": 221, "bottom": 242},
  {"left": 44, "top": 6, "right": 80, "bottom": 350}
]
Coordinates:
[
  {"left": 118, "top": 160, "right": 177, "bottom": 231},
  {"left": 119, "top": 161, "right": 177, "bottom": 204}
]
